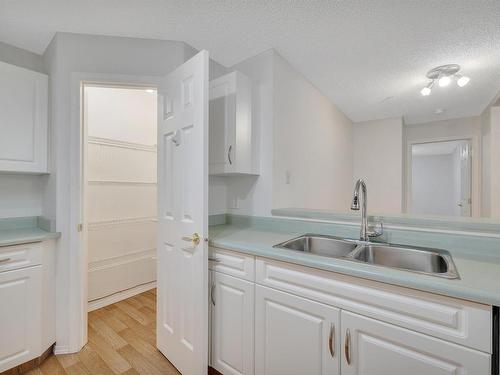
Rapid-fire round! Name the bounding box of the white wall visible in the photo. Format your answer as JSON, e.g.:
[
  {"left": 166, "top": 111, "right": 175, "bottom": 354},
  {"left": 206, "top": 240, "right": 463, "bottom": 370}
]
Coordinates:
[
  {"left": 0, "top": 41, "right": 47, "bottom": 218},
  {"left": 42, "top": 32, "right": 195, "bottom": 353},
  {"left": 481, "top": 107, "right": 491, "bottom": 217},
  {"left": 352, "top": 117, "right": 403, "bottom": 214},
  {"left": 85, "top": 86, "right": 157, "bottom": 302},
  {"left": 273, "top": 53, "right": 353, "bottom": 211},
  {"left": 489, "top": 106, "right": 500, "bottom": 218},
  {"left": 405, "top": 116, "right": 482, "bottom": 217},
  {"left": 411, "top": 154, "right": 457, "bottom": 216}
]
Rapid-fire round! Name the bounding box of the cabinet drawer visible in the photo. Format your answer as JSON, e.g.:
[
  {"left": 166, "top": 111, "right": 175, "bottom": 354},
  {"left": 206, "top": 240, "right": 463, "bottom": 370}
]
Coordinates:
[
  {"left": 256, "top": 257, "right": 491, "bottom": 353},
  {"left": 0, "top": 242, "right": 43, "bottom": 273},
  {"left": 209, "top": 247, "right": 255, "bottom": 281}
]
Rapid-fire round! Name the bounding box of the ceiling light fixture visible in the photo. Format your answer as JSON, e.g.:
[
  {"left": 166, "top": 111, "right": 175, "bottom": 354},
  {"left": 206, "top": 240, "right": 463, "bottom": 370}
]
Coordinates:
[
  {"left": 420, "top": 81, "right": 433, "bottom": 96},
  {"left": 420, "top": 64, "right": 470, "bottom": 96}
]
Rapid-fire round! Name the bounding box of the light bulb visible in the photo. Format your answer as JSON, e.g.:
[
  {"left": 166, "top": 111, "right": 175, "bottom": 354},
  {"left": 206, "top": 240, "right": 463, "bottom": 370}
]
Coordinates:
[
  {"left": 438, "top": 76, "right": 451, "bottom": 87},
  {"left": 457, "top": 76, "right": 470, "bottom": 87},
  {"left": 420, "top": 86, "right": 431, "bottom": 96}
]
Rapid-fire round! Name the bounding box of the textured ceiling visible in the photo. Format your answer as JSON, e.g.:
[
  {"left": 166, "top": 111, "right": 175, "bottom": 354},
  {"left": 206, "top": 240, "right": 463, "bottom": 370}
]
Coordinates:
[{"left": 1, "top": 0, "right": 499, "bottom": 124}]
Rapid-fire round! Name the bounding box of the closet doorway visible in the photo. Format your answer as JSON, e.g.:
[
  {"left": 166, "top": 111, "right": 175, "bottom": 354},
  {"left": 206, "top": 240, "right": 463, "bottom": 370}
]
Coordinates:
[{"left": 82, "top": 84, "right": 158, "bottom": 311}]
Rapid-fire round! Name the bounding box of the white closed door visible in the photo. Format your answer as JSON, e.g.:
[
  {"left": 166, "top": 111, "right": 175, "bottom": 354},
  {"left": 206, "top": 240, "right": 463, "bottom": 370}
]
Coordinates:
[
  {"left": 340, "top": 310, "right": 490, "bottom": 375},
  {"left": 211, "top": 272, "right": 254, "bottom": 375},
  {"left": 0, "top": 267, "right": 42, "bottom": 372},
  {"left": 255, "top": 285, "right": 340, "bottom": 375},
  {"left": 156, "top": 50, "right": 209, "bottom": 375}
]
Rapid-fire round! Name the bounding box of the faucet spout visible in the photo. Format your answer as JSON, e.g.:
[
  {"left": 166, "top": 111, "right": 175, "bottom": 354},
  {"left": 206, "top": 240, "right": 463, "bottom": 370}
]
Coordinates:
[{"left": 351, "top": 179, "right": 368, "bottom": 241}]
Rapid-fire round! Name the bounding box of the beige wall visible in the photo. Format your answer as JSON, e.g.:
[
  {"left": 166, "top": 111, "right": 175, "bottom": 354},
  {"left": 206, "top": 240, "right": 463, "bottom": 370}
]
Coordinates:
[
  {"left": 273, "top": 53, "right": 353, "bottom": 211},
  {"left": 352, "top": 117, "right": 403, "bottom": 214},
  {"left": 483, "top": 105, "right": 500, "bottom": 218}
]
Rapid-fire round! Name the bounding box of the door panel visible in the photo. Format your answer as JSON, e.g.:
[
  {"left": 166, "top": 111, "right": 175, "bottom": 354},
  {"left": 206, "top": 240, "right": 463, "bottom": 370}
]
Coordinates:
[
  {"left": 341, "top": 311, "right": 490, "bottom": 375},
  {"left": 255, "top": 285, "right": 340, "bottom": 375},
  {"left": 211, "top": 272, "right": 254, "bottom": 375},
  {"left": 156, "top": 50, "right": 209, "bottom": 375}
]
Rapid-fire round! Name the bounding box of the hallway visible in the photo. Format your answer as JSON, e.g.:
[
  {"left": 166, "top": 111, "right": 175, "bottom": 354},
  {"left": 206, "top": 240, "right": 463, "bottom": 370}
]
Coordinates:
[{"left": 26, "top": 289, "right": 180, "bottom": 375}]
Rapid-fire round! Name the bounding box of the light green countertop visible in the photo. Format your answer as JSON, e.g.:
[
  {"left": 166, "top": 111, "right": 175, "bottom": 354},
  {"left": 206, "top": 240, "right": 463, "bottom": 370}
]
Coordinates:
[
  {"left": 209, "top": 217, "right": 500, "bottom": 306},
  {"left": 0, "top": 217, "right": 60, "bottom": 247}
]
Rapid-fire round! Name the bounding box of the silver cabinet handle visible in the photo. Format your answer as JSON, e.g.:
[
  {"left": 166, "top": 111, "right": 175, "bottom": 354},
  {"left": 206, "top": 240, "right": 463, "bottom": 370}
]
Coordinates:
[
  {"left": 344, "top": 328, "right": 351, "bottom": 365},
  {"left": 0, "top": 258, "right": 11, "bottom": 264},
  {"left": 328, "top": 323, "right": 335, "bottom": 357},
  {"left": 208, "top": 257, "right": 221, "bottom": 263},
  {"left": 210, "top": 283, "right": 216, "bottom": 306},
  {"left": 228, "top": 145, "right": 232, "bottom": 165}
]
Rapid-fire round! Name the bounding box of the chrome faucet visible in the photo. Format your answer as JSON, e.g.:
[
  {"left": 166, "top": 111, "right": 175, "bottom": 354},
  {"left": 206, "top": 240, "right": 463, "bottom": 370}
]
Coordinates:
[
  {"left": 351, "top": 179, "right": 383, "bottom": 241},
  {"left": 351, "top": 179, "right": 369, "bottom": 241}
]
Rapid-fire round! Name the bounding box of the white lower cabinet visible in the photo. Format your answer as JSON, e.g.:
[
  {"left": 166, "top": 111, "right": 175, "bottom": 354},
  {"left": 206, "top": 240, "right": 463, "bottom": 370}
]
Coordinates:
[
  {"left": 255, "top": 285, "right": 340, "bottom": 375},
  {"left": 340, "top": 310, "right": 490, "bottom": 375},
  {"left": 211, "top": 271, "right": 254, "bottom": 375},
  {"left": 209, "top": 252, "right": 492, "bottom": 375},
  {"left": 0, "top": 266, "right": 42, "bottom": 371}
]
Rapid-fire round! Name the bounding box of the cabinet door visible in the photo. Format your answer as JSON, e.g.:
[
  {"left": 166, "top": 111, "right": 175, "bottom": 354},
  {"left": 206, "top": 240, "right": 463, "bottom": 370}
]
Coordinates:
[
  {"left": 0, "top": 62, "right": 48, "bottom": 173},
  {"left": 209, "top": 75, "right": 235, "bottom": 175},
  {"left": 211, "top": 272, "right": 254, "bottom": 375},
  {"left": 255, "top": 285, "right": 340, "bottom": 375},
  {"left": 0, "top": 266, "right": 42, "bottom": 372},
  {"left": 340, "top": 310, "right": 490, "bottom": 375}
]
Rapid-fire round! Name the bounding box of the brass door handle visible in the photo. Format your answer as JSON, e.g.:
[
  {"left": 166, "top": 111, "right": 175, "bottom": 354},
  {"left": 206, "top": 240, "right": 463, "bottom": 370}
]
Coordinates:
[
  {"left": 344, "top": 328, "right": 351, "bottom": 365},
  {"left": 182, "top": 233, "right": 200, "bottom": 245},
  {"left": 328, "top": 323, "right": 335, "bottom": 357}
]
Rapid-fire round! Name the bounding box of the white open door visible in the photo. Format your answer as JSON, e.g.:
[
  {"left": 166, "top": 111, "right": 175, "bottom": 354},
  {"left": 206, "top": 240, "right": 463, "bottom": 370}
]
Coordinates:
[{"left": 156, "top": 50, "right": 209, "bottom": 375}]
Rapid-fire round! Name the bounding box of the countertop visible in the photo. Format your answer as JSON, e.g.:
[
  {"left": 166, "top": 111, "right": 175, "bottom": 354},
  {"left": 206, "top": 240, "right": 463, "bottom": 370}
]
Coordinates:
[
  {"left": 0, "top": 227, "right": 60, "bottom": 247},
  {"left": 209, "top": 222, "right": 500, "bottom": 306},
  {"left": 0, "top": 216, "right": 60, "bottom": 247}
]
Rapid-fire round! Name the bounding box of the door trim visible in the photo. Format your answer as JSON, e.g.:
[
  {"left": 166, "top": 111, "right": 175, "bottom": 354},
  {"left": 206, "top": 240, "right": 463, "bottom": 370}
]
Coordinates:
[
  {"left": 65, "top": 72, "right": 160, "bottom": 354},
  {"left": 404, "top": 136, "right": 477, "bottom": 217}
]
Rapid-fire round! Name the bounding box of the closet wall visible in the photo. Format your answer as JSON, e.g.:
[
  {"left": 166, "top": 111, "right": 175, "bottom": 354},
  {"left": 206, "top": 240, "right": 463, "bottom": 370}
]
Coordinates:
[{"left": 85, "top": 86, "right": 157, "bottom": 303}]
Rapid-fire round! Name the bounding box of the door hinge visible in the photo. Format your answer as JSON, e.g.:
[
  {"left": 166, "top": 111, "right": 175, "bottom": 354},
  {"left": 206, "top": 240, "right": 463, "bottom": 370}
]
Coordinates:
[{"left": 77, "top": 223, "right": 83, "bottom": 232}]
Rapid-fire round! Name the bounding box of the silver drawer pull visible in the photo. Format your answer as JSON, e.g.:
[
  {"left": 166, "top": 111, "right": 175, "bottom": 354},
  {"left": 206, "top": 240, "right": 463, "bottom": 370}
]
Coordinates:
[
  {"left": 344, "top": 328, "right": 351, "bottom": 365},
  {"left": 211, "top": 283, "right": 216, "bottom": 306},
  {"left": 228, "top": 145, "right": 233, "bottom": 165},
  {"left": 0, "top": 258, "right": 11, "bottom": 265},
  {"left": 208, "top": 257, "right": 221, "bottom": 263},
  {"left": 328, "top": 323, "right": 335, "bottom": 357}
]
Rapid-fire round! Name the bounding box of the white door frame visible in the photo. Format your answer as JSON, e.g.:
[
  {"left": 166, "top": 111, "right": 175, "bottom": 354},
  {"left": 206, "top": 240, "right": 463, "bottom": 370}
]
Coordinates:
[
  {"left": 404, "top": 135, "right": 478, "bottom": 217},
  {"left": 67, "top": 72, "right": 160, "bottom": 352}
]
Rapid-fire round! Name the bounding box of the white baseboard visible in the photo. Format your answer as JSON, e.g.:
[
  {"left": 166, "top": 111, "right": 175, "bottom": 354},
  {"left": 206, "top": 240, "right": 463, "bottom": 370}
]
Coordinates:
[
  {"left": 53, "top": 345, "right": 70, "bottom": 355},
  {"left": 87, "top": 281, "right": 156, "bottom": 312}
]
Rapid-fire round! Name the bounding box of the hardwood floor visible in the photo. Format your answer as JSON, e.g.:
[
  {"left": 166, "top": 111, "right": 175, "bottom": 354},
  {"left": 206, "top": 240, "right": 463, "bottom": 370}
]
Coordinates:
[{"left": 27, "top": 289, "right": 181, "bottom": 375}]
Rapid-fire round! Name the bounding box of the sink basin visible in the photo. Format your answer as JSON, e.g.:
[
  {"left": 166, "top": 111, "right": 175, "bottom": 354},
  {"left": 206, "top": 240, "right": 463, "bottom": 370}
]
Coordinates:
[
  {"left": 274, "top": 234, "right": 357, "bottom": 258},
  {"left": 274, "top": 234, "right": 459, "bottom": 279},
  {"left": 348, "top": 244, "right": 459, "bottom": 279}
]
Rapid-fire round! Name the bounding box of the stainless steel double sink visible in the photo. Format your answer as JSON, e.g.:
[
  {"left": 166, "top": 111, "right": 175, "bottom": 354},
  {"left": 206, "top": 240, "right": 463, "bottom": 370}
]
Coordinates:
[{"left": 273, "top": 234, "right": 459, "bottom": 279}]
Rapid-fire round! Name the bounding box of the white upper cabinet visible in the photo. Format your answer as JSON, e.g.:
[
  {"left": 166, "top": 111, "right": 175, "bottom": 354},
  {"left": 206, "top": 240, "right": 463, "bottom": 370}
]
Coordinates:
[
  {"left": 0, "top": 61, "right": 48, "bottom": 173},
  {"left": 209, "top": 71, "right": 257, "bottom": 176}
]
